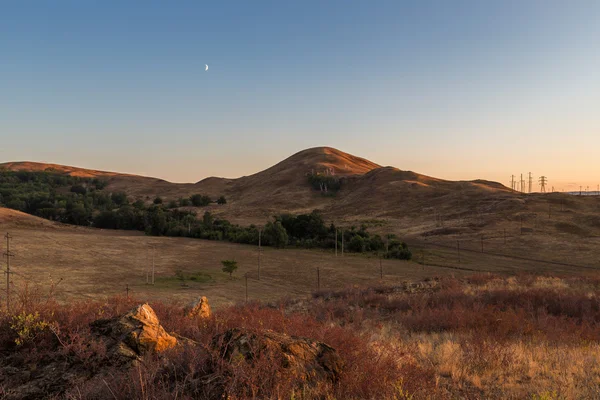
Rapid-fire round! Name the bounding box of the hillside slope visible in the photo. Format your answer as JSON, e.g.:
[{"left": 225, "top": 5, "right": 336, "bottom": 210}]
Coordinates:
[{"left": 1, "top": 147, "right": 518, "bottom": 228}]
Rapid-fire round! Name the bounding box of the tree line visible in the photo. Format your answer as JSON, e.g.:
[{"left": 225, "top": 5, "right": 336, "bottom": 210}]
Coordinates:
[{"left": 0, "top": 170, "right": 411, "bottom": 259}]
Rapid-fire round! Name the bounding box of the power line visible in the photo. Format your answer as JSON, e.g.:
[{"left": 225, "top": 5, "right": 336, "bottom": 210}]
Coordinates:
[{"left": 539, "top": 176, "right": 548, "bottom": 193}]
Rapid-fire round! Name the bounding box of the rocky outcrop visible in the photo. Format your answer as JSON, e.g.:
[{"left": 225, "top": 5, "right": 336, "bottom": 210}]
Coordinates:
[
  {"left": 213, "top": 328, "right": 343, "bottom": 384},
  {"left": 184, "top": 296, "right": 211, "bottom": 319},
  {"left": 91, "top": 303, "right": 177, "bottom": 362}
]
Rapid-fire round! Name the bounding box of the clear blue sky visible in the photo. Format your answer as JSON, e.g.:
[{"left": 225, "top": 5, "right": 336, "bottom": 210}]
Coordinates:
[{"left": 1, "top": 1, "right": 599, "bottom": 190}]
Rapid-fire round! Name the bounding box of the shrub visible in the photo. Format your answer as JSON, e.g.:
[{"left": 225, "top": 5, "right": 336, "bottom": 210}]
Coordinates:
[{"left": 190, "top": 194, "right": 211, "bottom": 207}]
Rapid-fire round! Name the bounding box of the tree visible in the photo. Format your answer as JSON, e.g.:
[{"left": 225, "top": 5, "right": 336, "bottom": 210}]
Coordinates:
[
  {"left": 217, "top": 195, "right": 227, "bottom": 205},
  {"left": 263, "top": 221, "right": 289, "bottom": 248},
  {"left": 202, "top": 211, "right": 214, "bottom": 227},
  {"left": 348, "top": 235, "right": 365, "bottom": 253},
  {"left": 153, "top": 196, "right": 163, "bottom": 205},
  {"left": 191, "top": 194, "right": 211, "bottom": 207},
  {"left": 221, "top": 260, "right": 238, "bottom": 278},
  {"left": 179, "top": 197, "right": 191, "bottom": 207},
  {"left": 111, "top": 192, "right": 128, "bottom": 206},
  {"left": 70, "top": 185, "right": 87, "bottom": 195}
]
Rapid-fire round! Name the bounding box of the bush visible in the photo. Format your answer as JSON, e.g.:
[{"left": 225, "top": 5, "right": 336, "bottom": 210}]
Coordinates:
[
  {"left": 190, "top": 194, "right": 211, "bottom": 207},
  {"left": 217, "top": 195, "right": 227, "bottom": 205}
]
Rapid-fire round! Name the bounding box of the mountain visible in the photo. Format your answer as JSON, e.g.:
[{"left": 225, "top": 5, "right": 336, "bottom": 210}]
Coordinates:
[{"left": 0, "top": 147, "right": 515, "bottom": 226}]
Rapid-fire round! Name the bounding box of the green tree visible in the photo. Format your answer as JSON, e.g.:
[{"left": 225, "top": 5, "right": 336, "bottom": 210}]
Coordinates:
[
  {"left": 221, "top": 260, "right": 238, "bottom": 278},
  {"left": 190, "top": 194, "right": 211, "bottom": 206},
  {"left": 263, "top": 221, "right": 289, "bottom": 248},
  {"left": 348, "top": 235, "right": 366, "bottom": 252},
  {"left": 111, "top": 192, "right": 128, "bottom": 206},
  {"left": 70, "top": 185, "right": 87, "bottom": 195},
  {"left": 153, "top": 196, "right": 163, "bottom": 205},
  {"left": 202, "top": 211, "right": 214, "bottom": 227},
  {"left": 217, "top": 195, "right": 227, "bottom": 205}
]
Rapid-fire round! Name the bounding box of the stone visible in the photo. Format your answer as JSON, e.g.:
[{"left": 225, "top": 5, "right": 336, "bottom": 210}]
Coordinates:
[
  {"left": 184, "top": 296, "right": 211, "bottom": 319},
  {"left": 91, "top": 303, "right": 177, "bottom": 362},
  {"left": 213, "top": 328, "right": 343, "bottom": 384}
]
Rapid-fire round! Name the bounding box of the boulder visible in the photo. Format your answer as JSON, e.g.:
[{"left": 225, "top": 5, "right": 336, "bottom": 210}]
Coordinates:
[
  {"left": 213, "top": 328, "right": 343, "bottom": 384},
  {"left": 91, "top": 303, "right": 177, "bottom": 362},
  {"left": 184, "top": 296, "right": 211, "bottom": 319}
]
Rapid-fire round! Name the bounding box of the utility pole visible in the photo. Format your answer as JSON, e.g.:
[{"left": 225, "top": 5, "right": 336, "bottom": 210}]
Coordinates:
[
  {"left": 4, "top": 233, "right": 14, "bottom": 311},
  {"left": 539, "top": 176, "right": 547, "bottom": 193},
  {"left": 316, "top": 267, "right": 320, "bottom": 291},
  {"left": 258, "top": 229, "right": 261, "bottom": 280},
  {"left": 145, "top": 245, "right": 149, "bottom": 284},
  {"left": 341, "top": 229, "right": 344, "bottom": 257},
  {"left": 520, "top": 215, "right": 523, "bottom": 234},
  {"left": 335, "top": 229, "right": 338, "bottom": 257},
  {"left": 520, "top": 174, "right": 525, "bottom": 193},
  {"left": 151, "top": 244, "right": 156, "bottom": 285},
  {"left": 510, "top": 175, "right": 516, "bottom": 191},
  {"left": 528, "top": 172, "right": 533, "bottom": 193}
]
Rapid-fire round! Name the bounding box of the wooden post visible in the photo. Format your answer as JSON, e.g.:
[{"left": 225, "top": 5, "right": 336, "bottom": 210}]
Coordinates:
[
  {"left": 520, "top": 216, "right": 523, "bottom": 235},
  {"left": 379, "top": 256, "right": 383, "bottom": 279},
  {"left": 335, "top": 229, "right": 338, "bottom": 257},
  {"left": 481, "top": 235, "right": 484, "bottom": 253},
  {"left": 317, "top": 267, "right": 320, "bottom": 291},
  {"left": 4, "top": 233, "right": 14, "bottom": 311},
  {"left": 341, "top": 230, "right": 344, "bottom": 257},
  {"left": 457, "top": 240, "right": 460, "bottom": 263},
  {"left": 258, "top": 229, "right": 261, "bottom": 281},
  {"left": 126, "top": 284, "right": 130, "bottom": 300}
]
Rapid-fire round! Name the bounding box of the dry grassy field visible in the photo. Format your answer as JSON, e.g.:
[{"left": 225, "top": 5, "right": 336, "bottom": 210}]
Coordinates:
[
  {"left": 2, "top": 203, "right": 600, "bottom": 310},
  {"left": 0, "top": 210, "right": 466, "bottom": 308}
]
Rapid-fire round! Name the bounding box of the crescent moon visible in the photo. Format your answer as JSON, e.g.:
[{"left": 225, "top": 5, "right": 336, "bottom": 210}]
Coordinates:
[{"left": 205, "top": 64, "right": 208, "bottom": 71}]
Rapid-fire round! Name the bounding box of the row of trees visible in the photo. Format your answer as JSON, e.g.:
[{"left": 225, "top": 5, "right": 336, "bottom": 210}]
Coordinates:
[{"left": 0, "top": 170, "right": 411, "bottom": 259}]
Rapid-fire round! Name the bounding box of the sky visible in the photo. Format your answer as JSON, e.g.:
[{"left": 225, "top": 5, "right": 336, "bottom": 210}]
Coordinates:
[{"left": 1, "top": 1, "right": 599, "bottom": 191}]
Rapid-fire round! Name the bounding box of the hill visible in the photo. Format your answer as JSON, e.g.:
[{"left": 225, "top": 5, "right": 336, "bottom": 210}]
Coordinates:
[{"left": 3, "top": 147, "right": 599, "bottom": 244}]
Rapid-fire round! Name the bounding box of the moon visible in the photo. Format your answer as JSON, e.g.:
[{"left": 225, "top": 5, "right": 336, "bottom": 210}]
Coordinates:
[{"left": 205, "top": 64, "right": 208, "bottom": 71}]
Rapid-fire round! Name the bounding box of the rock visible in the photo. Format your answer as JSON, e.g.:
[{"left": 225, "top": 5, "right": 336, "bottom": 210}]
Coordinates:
[
  {"left": 184, "top": 296, "right": 211, "bottom": 319},
  {"left": 213, "top": 328, "right": 343, "bottom": 385},
  {"left": 91, "top": 303, "right": 177, "bottom": 362}
]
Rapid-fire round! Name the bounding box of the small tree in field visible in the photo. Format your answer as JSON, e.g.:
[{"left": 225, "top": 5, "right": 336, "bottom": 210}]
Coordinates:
[{"left": 221, "top": 260, "right": 238, "bottom": 278}]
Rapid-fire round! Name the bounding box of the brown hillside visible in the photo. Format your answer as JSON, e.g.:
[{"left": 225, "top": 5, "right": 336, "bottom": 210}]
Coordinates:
[{"left": 0, "top": 147, "right": 537, "bottom": 231}]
